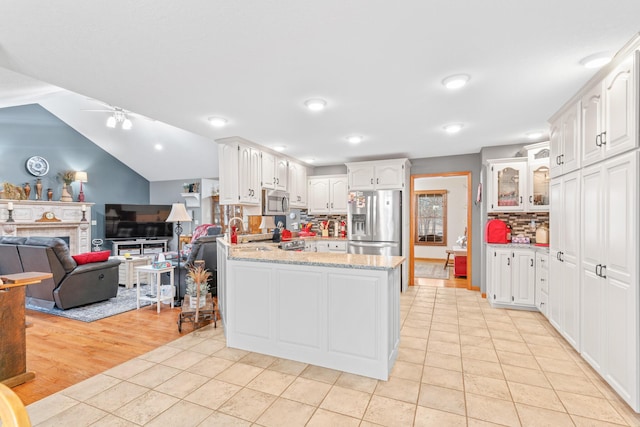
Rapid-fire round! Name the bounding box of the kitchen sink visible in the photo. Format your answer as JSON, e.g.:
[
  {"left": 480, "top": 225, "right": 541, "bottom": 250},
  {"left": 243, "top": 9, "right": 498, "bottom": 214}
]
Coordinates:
[{"left": 233, "top": 246, "right": 273, "bottom": 252}]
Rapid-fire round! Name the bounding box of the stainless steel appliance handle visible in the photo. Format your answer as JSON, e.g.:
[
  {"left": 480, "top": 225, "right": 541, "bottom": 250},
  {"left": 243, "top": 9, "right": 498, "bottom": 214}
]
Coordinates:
[
  {"left": 348, "top": 241, "right": 397, "bottom": 248},
  {"left": 282, "top": 195, "right": 289, "bottom": 213},
  {"left": 371, "top": 194, "right": 377, "bottom": 238}
]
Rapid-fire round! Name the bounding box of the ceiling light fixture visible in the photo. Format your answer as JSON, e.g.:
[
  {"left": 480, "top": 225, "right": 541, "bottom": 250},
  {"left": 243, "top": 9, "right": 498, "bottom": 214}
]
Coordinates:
[
  {"left": 106, "top": 109, "right": 132, "bottom": 130},
  {"left": 443, "top": 123, "right": 464, "bottom": 134},
  {"left": 526, "top": 131, "right": 544, "bottom": 139},
  {"left": 442, "top": 74, "right": 470, "bottom": 90},
  {"left": 272, "top": 145, "right": 286, "bottom": 152},
  {"left": 346, "top": 135, "right": 363, "bottom": 144},
  {"left": 304, "top": 98, "right": 327, "bottom": 111},
  {"left": 208, "top": 116, "right": 228, "bottom": 127},
  {"left": 154, "top": 144, "right": 163, "bottom": 150},
  {"left": 579, "top": 52, "right": 612, "bottom": 69}
]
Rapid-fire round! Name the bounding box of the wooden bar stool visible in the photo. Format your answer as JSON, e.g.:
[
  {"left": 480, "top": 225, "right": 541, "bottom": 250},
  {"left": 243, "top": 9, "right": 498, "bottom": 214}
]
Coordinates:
[{"left": 443, "top": 250, "right": 454, "bottom": 269}]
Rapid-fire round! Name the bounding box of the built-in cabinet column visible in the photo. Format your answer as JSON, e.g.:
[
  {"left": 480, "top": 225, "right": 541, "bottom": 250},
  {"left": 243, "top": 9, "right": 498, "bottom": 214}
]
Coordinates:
[{"left": 548, "top": 171, "right": 581, "bottom": 351}]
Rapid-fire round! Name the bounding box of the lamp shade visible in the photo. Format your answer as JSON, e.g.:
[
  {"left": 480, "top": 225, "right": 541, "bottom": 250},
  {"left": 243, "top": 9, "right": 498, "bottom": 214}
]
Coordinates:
[
  {"left": 75, "top": 171, "right": 88, "bottom": 183},
  {"left": 166, "top": 203, "right": 192, "bottom": 223},
  {"left": 258, "top": 216, "right": 276, "bottom": 231}
]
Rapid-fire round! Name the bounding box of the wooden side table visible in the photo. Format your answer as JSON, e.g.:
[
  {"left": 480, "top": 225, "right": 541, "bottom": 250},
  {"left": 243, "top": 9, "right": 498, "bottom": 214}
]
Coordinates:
[
  {"left": 1, "top": 272, "right": 53, "bottom": 387},
  {"left": 135, "top": 265, "right": 175, "bottom": 313},
  {"left": 111, "top": 256, "right": 152, "bottom": 288}
]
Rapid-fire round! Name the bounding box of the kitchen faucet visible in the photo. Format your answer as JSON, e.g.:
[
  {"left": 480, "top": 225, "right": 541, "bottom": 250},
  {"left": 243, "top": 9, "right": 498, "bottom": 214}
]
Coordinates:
[{"left": 229, "top": 217, "right": 244, "bottom": 234}]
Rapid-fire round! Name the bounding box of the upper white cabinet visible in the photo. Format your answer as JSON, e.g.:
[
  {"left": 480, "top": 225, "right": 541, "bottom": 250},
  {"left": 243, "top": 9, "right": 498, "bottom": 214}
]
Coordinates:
[
  {"left": 346, "top": 159, "right": 409, "bottom": 190},
  {"left": 582, "top": 52, "right": 638, "bottom": 168},
  {"left": 218, "top": 139, "right": 260, "bottom": 205},
  {"left": 486, "top": 246, "right": 536, "bottom": 309},
  {"left": 526, "top": 142, "right": 551, "bottom": 211},
  {"left": 288, "top": 161, "right": 308, "bottom": 208},
  {"left": 550, "top": 101, "right": 580, "bottom": 178},
  {"left": 308, "top": 175, "right": 348, "bottom": 214},
  {"left": 487, "top": 158, "right": 527, "bottom": 212},
  {"left": 261, "top": 151, "right": 288, "bottom": 191}
]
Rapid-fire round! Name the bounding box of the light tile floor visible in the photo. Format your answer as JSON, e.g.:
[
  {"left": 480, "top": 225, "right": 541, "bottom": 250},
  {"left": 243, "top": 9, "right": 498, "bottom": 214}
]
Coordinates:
[{"left": 27, "top": 285, "right": 640, "bottom": 426}]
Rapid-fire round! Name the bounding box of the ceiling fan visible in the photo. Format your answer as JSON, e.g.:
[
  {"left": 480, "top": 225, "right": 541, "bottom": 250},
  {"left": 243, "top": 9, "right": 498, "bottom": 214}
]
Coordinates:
[{"left": 81, "top": 102, "right": 151, "bottom": 130}]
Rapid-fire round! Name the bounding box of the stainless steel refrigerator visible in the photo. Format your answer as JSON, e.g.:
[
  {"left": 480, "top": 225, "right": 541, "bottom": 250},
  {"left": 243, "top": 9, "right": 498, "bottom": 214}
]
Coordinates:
[{"left": 347, "top": 190, "right": 402, "bottom": 256}]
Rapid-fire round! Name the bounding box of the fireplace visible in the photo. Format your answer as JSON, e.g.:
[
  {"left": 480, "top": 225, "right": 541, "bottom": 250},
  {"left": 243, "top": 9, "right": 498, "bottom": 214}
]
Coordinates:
[{"left": 1, "top": 201, "right": 92, "bottom": 254}]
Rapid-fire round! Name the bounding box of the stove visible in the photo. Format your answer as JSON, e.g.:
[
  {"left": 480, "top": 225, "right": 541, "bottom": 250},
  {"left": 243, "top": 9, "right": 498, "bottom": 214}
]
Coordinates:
[{"left": 278, "top": 239, "right": 306, "bottom": 251}]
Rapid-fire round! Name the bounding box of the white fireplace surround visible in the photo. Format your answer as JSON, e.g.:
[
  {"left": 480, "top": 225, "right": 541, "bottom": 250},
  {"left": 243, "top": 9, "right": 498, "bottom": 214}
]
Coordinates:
[{"left": 1, "top": 201, "right": 92, "bottom": 254}]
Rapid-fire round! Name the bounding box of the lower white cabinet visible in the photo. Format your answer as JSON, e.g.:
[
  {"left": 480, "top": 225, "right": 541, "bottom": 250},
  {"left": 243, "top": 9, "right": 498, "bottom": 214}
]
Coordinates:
[
  {"left": 486, "top": 246, "right": 536, "bottom": 309},
  {"left": 535, "top": 251, "right": 549, "bottom": 317},
  {"left": 315, "top": 240, "right": 347, "bottom": 253}
]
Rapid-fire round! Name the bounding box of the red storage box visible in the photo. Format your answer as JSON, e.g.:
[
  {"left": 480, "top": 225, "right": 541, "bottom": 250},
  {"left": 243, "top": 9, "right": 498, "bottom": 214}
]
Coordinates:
[{"left": 485, "top": 219, "right": 509, "bottom": 243}]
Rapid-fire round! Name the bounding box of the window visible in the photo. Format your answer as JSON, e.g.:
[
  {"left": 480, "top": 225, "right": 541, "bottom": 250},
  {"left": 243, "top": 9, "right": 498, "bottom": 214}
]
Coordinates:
[{"left": 415, "top": 190, "right": 447, "bottom": 246}]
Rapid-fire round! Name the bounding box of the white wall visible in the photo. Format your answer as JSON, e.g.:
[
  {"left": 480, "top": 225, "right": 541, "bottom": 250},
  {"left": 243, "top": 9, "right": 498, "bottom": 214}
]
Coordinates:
[{"left": 414, "top": 175, "right": 467, "bottom": 259}]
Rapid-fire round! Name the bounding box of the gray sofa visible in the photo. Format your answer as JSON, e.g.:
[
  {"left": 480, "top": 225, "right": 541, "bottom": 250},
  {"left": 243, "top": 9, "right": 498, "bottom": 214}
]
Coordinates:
[{"left": 0, "top": 236, "right": 121, "bottom": 310}]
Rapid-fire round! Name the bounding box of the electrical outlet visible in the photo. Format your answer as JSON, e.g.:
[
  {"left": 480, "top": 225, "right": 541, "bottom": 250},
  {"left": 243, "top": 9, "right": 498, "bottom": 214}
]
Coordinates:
[{"left": 91, "top": 220, "right": 97, "bottom": 225}]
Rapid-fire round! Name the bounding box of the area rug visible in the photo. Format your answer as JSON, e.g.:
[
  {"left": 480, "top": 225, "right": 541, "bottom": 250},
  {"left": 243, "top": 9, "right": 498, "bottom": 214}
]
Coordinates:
[
  {"left": 414, "top": 261, "right": 450, "bottom": 280},
  {"left": 26, "top": 285, "right": 154, "bottom": 322}
]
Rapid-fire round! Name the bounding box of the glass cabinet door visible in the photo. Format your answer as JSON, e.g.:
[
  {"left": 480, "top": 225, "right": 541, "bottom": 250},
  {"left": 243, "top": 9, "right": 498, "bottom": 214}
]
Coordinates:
[
  {"left": 530, "top": 164, "right": 550, "bottom": 210},
  {"left": 489, "top": 160, "right": 526, "bottom": 212},
  {"left": 497, "top": 166, "right": 520, "bottom": 207}
]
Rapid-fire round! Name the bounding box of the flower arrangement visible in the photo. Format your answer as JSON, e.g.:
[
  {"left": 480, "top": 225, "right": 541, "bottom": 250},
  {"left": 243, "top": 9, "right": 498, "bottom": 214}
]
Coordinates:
[
  {"left": 58, "top": 170, "right": 75, "bottom": 185},
  {"left": 185, "top": 264, "right": 212, "bottom": 297}
]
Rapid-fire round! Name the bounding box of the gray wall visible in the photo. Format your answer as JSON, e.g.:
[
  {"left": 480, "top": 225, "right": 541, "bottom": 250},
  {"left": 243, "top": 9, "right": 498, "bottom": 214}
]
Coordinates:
[
  {"left": 410, "top": 153, "right": 482, "bottom": 289},
  {"left": 0, "top": 104, "right": 150, "bottom": 241}
]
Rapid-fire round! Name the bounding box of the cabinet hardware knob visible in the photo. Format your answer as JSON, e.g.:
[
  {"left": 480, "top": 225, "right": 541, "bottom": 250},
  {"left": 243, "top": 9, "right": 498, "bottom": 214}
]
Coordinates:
[
  {"left": 520, "top": 196, "right": 523, "bottom": 204},
  {"left": 595, "top": 134, "right": 602, "bottom": 147},
  {"left": 370, "top": 178, "right": 374, "bottom": 184},
  {"left": 376, "top": 178, "right": 379, "bottom": 184},
  {"left": 530, "top": 259, "right": 534, "bottom": 267},
  {"left": 529, "top": 195, "right": 533, "bottom": 203}
]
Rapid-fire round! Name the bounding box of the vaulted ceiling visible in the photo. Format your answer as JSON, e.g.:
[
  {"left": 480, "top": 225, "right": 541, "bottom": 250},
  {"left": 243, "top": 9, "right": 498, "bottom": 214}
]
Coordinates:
[{"left": 0, "top": 1, "right": 639, "bottom": 181}]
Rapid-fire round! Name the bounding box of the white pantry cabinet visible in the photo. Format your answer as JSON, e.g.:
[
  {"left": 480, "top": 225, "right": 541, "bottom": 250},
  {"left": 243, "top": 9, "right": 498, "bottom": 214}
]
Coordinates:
[
  {"left": 486, "top": 246, "right": 536, "bottom": 309},
  {"left": 346, "top": 159, "right": 409, "bottom": 191},
  {"left": 548, "top": 171, "right": 581, "bottom": 351},
  {"left": 307, "top": 175, "right": 348, "bottom": 214},
  {"left": 580, "top": 151, "right": 638, "bottom": 408}
]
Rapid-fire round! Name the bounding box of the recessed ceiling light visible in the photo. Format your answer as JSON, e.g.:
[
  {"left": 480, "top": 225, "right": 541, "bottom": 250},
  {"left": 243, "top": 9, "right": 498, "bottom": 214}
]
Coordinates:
[
  {"left": 579, "top": 53, "right": 612, "bottom": 69},
  {"left": 526, "top": 131, "right": 544, "bottom": 139},
  {"left": 304, "top": 98, "right": 327, "bottom": 111},
  {"left": 443, "top": 123, "right": 464, "bottom": 134},
  {"left": 306, "top": 158, "right": 315, "bottom": 163},
  {"left": 442, "top": 74, "right": 470, "bottom": 90},
  {"left": 154, "top": 144, "right": 163, "bottom": 150},
  {"left": 208, "top": 116, "right": 228, "bottom": 127},
  {"left": 346, "top": 135, "right": 363, "bottom": 144},
  {"left": 272, "top": 145, "right": 286, "bottom": 152}
]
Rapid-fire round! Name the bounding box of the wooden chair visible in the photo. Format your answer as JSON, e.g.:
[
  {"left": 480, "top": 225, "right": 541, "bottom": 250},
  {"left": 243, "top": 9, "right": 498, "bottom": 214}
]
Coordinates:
[{"left": 0, "top": 383, "right": 31, "bottom": 427}]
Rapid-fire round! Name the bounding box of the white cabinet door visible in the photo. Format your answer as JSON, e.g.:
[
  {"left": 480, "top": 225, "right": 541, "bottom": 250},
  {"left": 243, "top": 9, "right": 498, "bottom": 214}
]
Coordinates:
[
  {"left": 288, "top": 161, "right": 307, "bottom": 208},
  {"left": 261, "top": 151, "right": 276, "bottom": 190},
  {"left": 374, "top": 162, "right": 405, "bottom": 189},
  {"left": 238, "top": 145, "right": 260, "bottom": 204},
  {"left": 535, "top": 252, "right": 549, "bottom": 317},
  {"left": 488, "top": 248, "right": 512, "bottom": 305},
  {"left": 329, "top": 177, "right": 348, "bottom": 213},
  {"left": 513, "top": 250, "right": 535, "bottom": 306},
  {"left": 348, "top": 164, "right": 376, "bottom": 190},
  {"left": 581, "top": 82, "right": 605, "bottom": 167},
  {"left": 276, "top": 157, "right": 288, "bottom": 191},
  {"left": 315, "top": 241, "right": 330, "bottom": 253},
  {"left": 487, "top": 159, "right": 527, "bottom": 212},
  {"left": 308, "top": 178, "right": 330, "bottom": 214},
  {"left": 604, "top": 52, "right": 638, "bottom": 159},
  {"left": 218, "top": 142, "right": 239, "bottom": 204},
  {"left": 527, "top": 160, "right": 551, "bottom": 211},
  {"left": 551, "top": 102, "right": 581, "bottom": 178}
]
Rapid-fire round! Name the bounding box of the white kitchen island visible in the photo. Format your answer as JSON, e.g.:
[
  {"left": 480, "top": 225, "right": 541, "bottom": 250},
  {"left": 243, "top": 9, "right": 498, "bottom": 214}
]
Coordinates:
[{"left": 217, "top": 239, "right": 404, "bottom": 380}]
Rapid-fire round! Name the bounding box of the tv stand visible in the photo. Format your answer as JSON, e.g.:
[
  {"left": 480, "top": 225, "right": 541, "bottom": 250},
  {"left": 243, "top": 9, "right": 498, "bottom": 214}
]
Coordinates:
[{"left": 110, "top": 239, "right": 167, "bottom": 256}]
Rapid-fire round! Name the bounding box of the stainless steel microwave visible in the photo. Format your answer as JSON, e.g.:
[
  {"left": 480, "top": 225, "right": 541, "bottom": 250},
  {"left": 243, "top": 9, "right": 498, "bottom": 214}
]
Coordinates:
[{"left": 262, "top": 189, "right": 290, "bottom": 215}]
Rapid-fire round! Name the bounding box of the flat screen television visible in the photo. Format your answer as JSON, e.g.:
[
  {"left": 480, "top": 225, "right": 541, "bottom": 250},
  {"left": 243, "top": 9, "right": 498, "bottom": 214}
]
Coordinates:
[{"left": 105, "top": 204, "right": 173, "bottom": 240}]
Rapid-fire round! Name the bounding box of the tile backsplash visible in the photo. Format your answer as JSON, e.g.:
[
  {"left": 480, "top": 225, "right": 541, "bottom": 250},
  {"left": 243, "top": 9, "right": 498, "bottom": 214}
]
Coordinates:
[{"left": 487, "top": 212, "right": 549, "bottom": 241}]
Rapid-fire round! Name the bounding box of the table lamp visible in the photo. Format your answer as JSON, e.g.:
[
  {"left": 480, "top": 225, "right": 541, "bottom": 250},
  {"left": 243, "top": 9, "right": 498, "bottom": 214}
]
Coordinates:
[
  {"left": 258, "top": 216, "right": 276, "bottom": 233},
  {"left": 75, "top": 171, "right": 88, "bottom": 202},
  {"left": 166, "top": 202, "right": 192, "bottom": 306}
]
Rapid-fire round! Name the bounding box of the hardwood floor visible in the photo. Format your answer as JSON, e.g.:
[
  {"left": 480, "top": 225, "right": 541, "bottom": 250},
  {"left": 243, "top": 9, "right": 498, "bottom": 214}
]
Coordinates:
[
  {"left": 413, "top": 265, "right": 469, "bottom": 289},
  {"left": 15, "top": 304, "right": 186, "bottom": 405}
]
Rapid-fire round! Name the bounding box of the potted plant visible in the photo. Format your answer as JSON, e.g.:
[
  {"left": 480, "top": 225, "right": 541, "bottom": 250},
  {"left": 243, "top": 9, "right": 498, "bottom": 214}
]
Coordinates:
[
  {"left": 58, "top": 170, "right": 75, "bottom": 202},
  {"left": 185, "top": 264, "right": 212, "bottom": 308}
]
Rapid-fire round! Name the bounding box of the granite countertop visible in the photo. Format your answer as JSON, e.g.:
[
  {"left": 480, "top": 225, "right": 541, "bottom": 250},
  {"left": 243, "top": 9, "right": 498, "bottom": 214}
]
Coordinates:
[
  {"left": 222, "top": 239, "right": 405, "bottom": 270},
  {"left": 486, "top": 243, "right": 550, "bottom": 252}
]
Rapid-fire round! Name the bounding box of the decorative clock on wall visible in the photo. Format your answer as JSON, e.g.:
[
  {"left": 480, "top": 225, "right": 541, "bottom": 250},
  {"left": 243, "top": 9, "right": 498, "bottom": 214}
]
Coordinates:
[{"left": 25, "top": 156, "right": 50, "bottom": 177}]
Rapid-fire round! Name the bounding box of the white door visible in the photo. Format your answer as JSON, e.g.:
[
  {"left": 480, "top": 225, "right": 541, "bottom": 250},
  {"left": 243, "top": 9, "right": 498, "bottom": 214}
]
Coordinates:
[
  {"left": 561, "top": 102, "right": 580, "bottom": 174},
  {"left": 261, "top": 151, "right": 276, "bottom": 189},
  {"left": 549, "top": 122, "right": 562, "bottom": 178},
  {"left": 375, "top": 163, "right": 404, "bottom": 189},
  {"left": 581, "top": 82, "right": 604, "bottom": 167},
  {"left": 561, "top": 171, "right": 581, "bottom": 350},
  {"left": 218, "top": 143, "right": 239, "bottom": 204},
  {"left": 276, "top": 157, "right": 288, "bottom": 191},
  {"left": 548, "top": 178, "right": 563, "bottom": 330},
  {"left": 491, "top": 249, "right": 512, "bottom": 304}
]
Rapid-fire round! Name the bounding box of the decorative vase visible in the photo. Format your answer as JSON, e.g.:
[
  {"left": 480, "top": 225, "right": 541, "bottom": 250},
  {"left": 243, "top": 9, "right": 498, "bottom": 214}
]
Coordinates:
[
  {"left": 47, "top": 188, "right": 53, "bottom": 201},
  {"left": 60, "top": 184, "right": 73, "bottom": 202},
  {"left": 189, "top": 293, "right": 207, "bottom": 308},
  {"left": 23, "top": 182, "right": 31, "bottom": 199},
  {"left": 35, "top": 178, "right": 43, "bottom": 200}
]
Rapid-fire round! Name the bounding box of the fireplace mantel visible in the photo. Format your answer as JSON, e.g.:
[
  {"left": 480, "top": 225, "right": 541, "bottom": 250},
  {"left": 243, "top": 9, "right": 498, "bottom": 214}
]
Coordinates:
[{"left": 1, "top": 201, "right": 93, "bottom": 254}]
